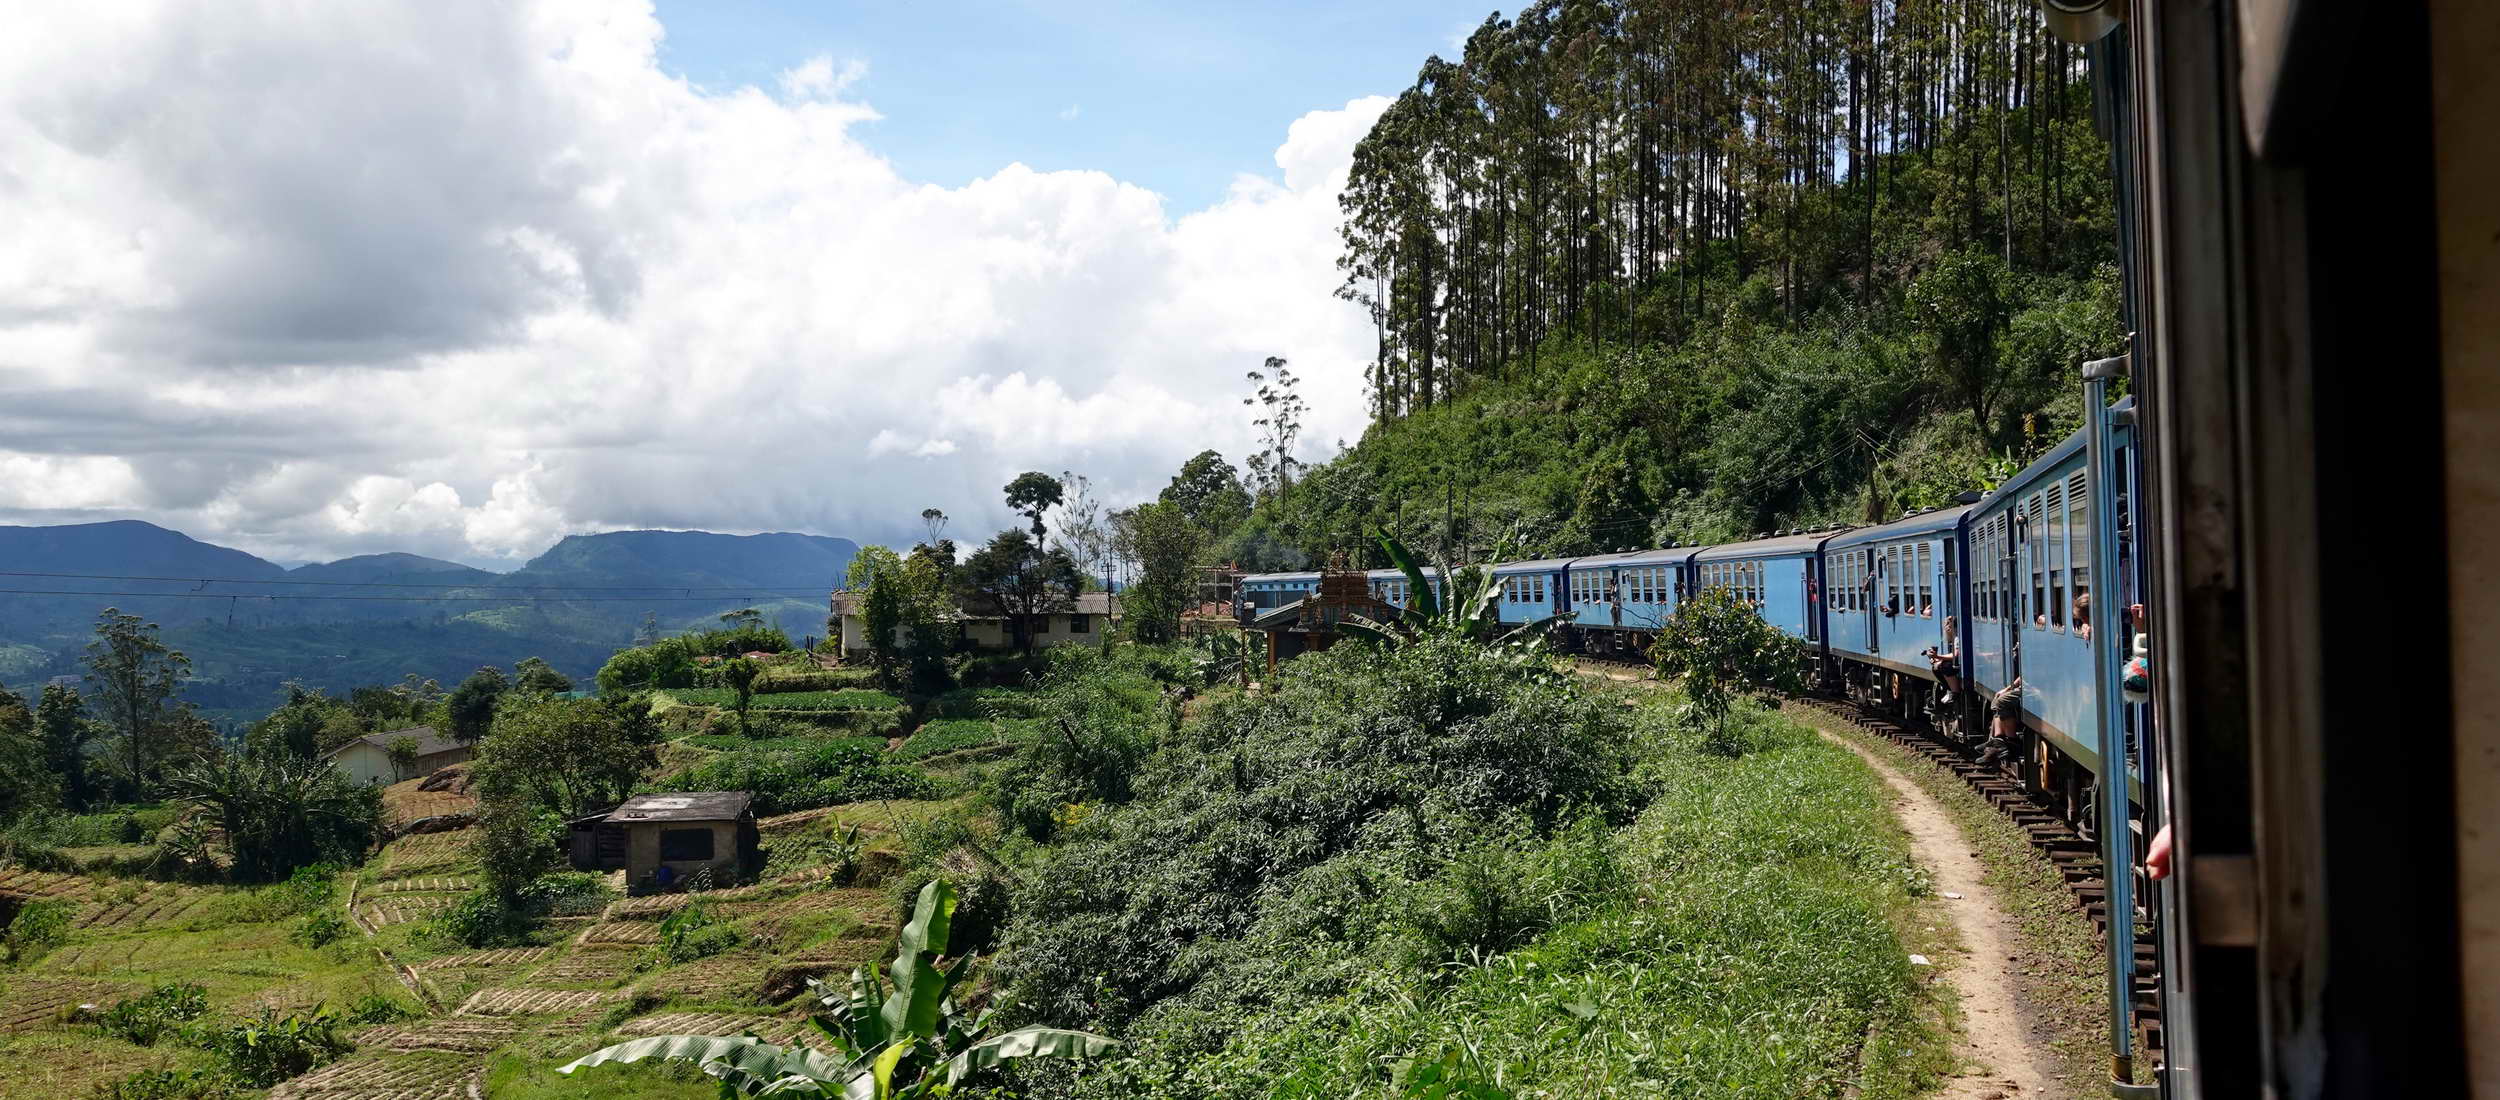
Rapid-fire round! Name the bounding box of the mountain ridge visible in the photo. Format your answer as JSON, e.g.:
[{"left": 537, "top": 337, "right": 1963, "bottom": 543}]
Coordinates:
[{"left": 0, "top": 519, "right": 857, "bottom": 723}]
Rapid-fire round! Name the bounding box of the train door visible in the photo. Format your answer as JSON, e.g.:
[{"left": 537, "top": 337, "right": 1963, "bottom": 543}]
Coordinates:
[
  {"left": 1804, "top": 556, "right": 1820, "bottom": 642},
  {"left": 1998, "top": 525, "right": 2022, "bottom": 691}
]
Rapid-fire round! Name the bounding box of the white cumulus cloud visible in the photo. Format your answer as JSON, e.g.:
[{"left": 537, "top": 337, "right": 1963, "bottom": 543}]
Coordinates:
[{"left": 0, "top": 0, "right": 1387, "bottom": 566}]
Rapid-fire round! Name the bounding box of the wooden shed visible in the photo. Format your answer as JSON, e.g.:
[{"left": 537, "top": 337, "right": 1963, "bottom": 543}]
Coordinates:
[{"left": 567, "top": 792, "right": 759, "bottom": 893}]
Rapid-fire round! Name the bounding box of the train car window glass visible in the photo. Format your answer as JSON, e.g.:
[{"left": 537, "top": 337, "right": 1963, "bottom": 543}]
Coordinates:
[
  {"left": 2047, "top": 483, "right": 2067, "bottom": 631},
  {"left": 1984, "top": 526, "right": 1998, "bottom": 620},
  {"left": 2067, "top": 470, "right": 2090, "bottom": 617},
  {"left": 1918, "top": 543, "right": 1933, "bottom": 616},
  {"left": 2026, "top": 496, "right": 2046, "bottom": 626}
]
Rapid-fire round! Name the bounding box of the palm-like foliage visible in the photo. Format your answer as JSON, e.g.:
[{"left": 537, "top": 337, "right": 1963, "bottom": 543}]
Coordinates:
[
  {"left": 560, "top": 879, "right": 1114, "bottom": 1097},
  {"left": 1337, "top": 530, "right": 1563, "bottom": 653},
  {"left": 166, "top": 752, "right": 382, "bottom": 882}
]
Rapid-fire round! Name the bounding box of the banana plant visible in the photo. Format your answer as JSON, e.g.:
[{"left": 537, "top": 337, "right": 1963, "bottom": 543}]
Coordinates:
[
  {"left": 560, "top": 879, "right": 1115, "bottom": 1097},
  {"left": 1337, "top": 530, "right": 1565, "bottom": 653}
]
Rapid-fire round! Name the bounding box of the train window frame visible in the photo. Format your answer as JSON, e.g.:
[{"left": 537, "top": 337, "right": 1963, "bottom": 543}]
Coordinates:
[
  {"left": 2025, "top": 497, "right": 2045, "bottom": 629},
  {"left": 2066, "top": 470, "right": 2090, "bottom": 622},
  {"left": 1918, "top": 542, "right": 1934, "bottom": 617},
  {"left": 2046, "top": 482, "right": 2067, "bottom": 632}
]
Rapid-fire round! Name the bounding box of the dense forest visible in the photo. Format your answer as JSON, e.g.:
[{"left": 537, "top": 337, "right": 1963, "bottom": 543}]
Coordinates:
[{"left": 1213, "top": 0, "right": 2123, "bottom": 570}]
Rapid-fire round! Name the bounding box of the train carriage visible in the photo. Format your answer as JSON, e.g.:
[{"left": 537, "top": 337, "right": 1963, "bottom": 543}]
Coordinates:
[
  {"left": 1364, "top": 566, "right": 1441, "bottom": 610},
  {"left": 1685, "top": 532, "right": 1826, "bottom": 643},
  {"left": 1822, "top": 506, "right": 1974, "bottom": 722},
  {"left": 1962, "top": 404, "right": 2135, "bottom": 792},
  {"left": 1486, "top": 556, "right": 1575, "bottom": 626},
  {"left": 1562, "top": 548, "right": 1687, "bottom": 657},
  {"left": 1236, "top": 572, "right": 1318, "bottom": 617}
]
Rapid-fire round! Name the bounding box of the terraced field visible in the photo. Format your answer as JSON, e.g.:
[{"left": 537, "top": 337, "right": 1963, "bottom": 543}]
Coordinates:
[{"left": 0, "top": 785, "right": 950, "bottom": 1097}]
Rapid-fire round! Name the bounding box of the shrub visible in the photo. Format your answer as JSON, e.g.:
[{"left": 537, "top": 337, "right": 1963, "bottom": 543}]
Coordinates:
[
  {"left": 1395, "top": 815, "right": 1623, "bottom": 963},
  {"left": 996, "top": 635, "right": 1641, "bottom": 1035},
  {"left": 96, "top": 982, "right": 209, "bottom": 1046},
  {"left": 752, "top": 666, "right": 868, "bottom": 694},
  {"left": 660, "top": 688, "right": 901, "bottom": 711},
  {"left": 984, "top": 653, "right": 1170, "bottom": 842},
  {"left": 658, "top": 739, "right": 940, "bottom": 815},
  {"left": 595, "top": 625, "right": 792, "bottom": 693},
  {"left": 893, "top": 719, "right": 1034, "bottom": 762},
  {"left": 273, "top": 863, "right": 338, "bottom": 914},
  {"left": 1650, "top": 584, "right": 1806, "bottom": 755},
  {"left": 165, "top": 755, "right": 382, "bottom": 883},
  {"left": 431, "top": 890, "right": 531, "bottom": 949},
  {"left": 186, "top": 1007, "right": 352, "bottom": 1087},
  {"left": 683, "top": 732, "right": 887, "bottom": 754},
  {"left": 2, "top": 897, "right": 72, "bottom": 966},
  {"left": 658, "top": 900, "right": 743, "bottom": 964},
  {"left": 87, "top": 1069, "right": 240, "bottom": 1100},
  {"left": 520, "top": 871, "right": 616, "bottom": 918},
  {"left": 290, "top": 909, "right": 348, "bottom": 949},
  {"left": 958, "top": 653, "right": 1046, "bottom": 688},
  {"left": 342, "top": 993, "right": 416, "bottom": 1025},
  {"left": 930, "top": 687, "right": 1044, "bottom": 720}
]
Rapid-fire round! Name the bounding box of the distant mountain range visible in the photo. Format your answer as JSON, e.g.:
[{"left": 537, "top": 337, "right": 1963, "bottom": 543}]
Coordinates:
[{"left": 0, "top": 520, "right": 856, "bottom": 726}]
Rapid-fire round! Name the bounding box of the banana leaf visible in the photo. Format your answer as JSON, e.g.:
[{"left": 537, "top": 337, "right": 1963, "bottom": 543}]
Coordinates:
[
  {"left": 879, "top": 880, "right": 956, "bottom": 1041},
  {"left": 941, "top": 1026, "right": 1122, "bottom": 1085},
  {"left": 559, "top": 1033, "right": 854, "bottom": 1087}
]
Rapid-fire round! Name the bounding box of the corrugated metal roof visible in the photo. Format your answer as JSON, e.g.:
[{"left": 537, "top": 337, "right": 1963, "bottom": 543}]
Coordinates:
[
  {"left": 1488, "top": 556, "right": 1577, "bottom": 574},
  {"left": 1570, "top": 548, "right": 1693, "bottom": 568},
  {"left": 323, "top": 725, "right": 461, "bottom": 761},
  {"left": 605, "top": 792, "right": 754, "bottom": 823},
  {"left": 1822, "top": 505, "right": 1974, "bottom": 550},
  {"left": 1689, "top": 532, "right": 1831, "bottom": 561},
  {"left": 1362, "top": 566, "right": 1443, "bottom": 579}
]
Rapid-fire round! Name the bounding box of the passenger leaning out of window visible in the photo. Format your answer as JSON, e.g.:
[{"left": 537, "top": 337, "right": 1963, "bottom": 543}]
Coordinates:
[{"left": 2072, "top": 593, "right": 2092, "bottom": 640}]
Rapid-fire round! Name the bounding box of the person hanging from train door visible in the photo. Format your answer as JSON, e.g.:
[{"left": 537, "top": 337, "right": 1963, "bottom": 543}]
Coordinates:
[
  {"left": 1927, "top": 614, "right": 1963, "bottom": 705},
  {"left": 1980, "top": 677, "right": 2024, "bottom": 770}
]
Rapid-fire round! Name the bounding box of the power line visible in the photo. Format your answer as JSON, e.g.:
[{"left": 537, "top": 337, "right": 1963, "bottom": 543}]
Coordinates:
[
  {"left": 0, "top": 570, "right": 832, "bottom": 593},
  {"left": 0, "top": 589, "right": 817, "bottom": 604}
]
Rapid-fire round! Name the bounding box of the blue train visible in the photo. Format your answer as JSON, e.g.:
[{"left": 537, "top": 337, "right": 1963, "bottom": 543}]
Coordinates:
[{"left": 1237, "top": 386, "right": 2147, "bottom": 836}]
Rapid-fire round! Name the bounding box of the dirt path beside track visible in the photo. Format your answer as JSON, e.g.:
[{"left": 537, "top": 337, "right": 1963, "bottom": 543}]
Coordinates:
[{"left": 1819, "top": 727, "right": 2056, "bottom": 1098}]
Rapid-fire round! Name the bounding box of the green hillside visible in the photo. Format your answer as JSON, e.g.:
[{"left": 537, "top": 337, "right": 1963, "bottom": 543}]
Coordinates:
[{"left": 1206, "top": 2, "right": 2121, "bottom": 570}]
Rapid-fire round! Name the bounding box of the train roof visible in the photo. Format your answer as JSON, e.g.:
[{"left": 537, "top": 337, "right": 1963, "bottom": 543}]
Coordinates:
[
  {"left": 1571, "top": 547, "right": 1692, "bottom": 568},
  {"left": 1239, "top": 572, "right": 1320, "bottom": 584},
  {"left": 1688, "top": 531, "right": 1830, "bottom": 561},
  {"left": 1487, "top": 556, "right": 1577, "bottom": 574},
  {"left": 1363, "top": 566, "right": 1442, "bottom": 579},
  {"left": 1822, "top": 504, "right": 1975, "bottom": 549}
]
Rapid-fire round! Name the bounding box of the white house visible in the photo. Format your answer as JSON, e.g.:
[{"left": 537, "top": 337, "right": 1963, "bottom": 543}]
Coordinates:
[
  {"left": 829, "top": 591, "right": 1120, "bottom": 661},
  {"left": 323, "top": 726, "right": 470, "bottom": 787}
]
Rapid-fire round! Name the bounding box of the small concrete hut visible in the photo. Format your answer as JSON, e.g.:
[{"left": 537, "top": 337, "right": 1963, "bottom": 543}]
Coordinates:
[{"left": 567, "top": 792, "right": 759, "bottom": 892}]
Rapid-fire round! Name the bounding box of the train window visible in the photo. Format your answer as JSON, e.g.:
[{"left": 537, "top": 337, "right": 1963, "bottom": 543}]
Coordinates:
[
  {"left": 2027, "top": 496, "right": 2046, "bottom": 627},
  {"left": 2067, "top": 471, "right": 2090, "bottom": 621},
  {"left": 1918, "top": 543, "right": 1934, "bottom": 616},
  {"left": 2047, "top": 483, "right": 2067, "bottom": 631}
]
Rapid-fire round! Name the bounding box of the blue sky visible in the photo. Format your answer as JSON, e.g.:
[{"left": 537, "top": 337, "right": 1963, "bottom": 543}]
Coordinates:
[{"left": 652, "top": 0, "right": 1492, "bottom": 212}]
